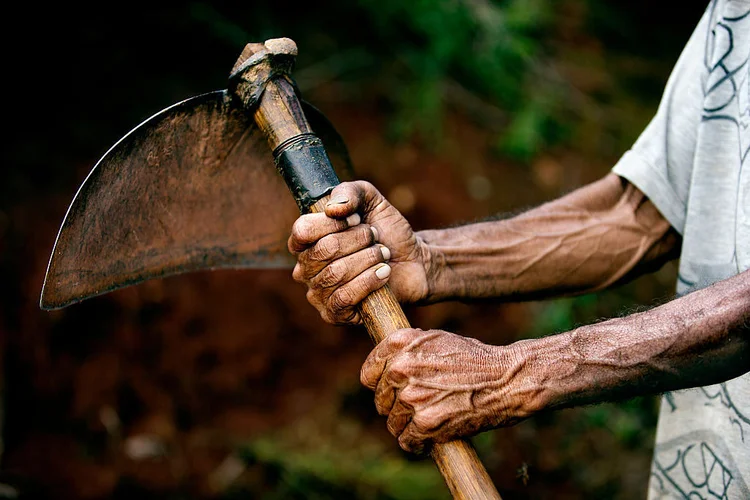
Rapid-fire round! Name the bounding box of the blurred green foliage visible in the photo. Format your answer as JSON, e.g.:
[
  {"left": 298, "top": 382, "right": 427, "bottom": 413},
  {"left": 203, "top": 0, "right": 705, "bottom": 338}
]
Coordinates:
[
  {"left": 358, "top": 0, "right": 552, "bottom": 153},
  {"left": 186, "top": 0, "right": 703, "bottom": 165},
  {"left": 190, "top": 0, "right": 569, "bottom": 160},
  {"left": 232, "top": 414, "right": 450, "bottom": 499}
]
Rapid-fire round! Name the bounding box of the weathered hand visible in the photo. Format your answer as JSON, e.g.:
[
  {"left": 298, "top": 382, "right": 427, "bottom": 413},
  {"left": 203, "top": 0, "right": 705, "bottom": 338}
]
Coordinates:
[
  {"left": 289, "top": 181, "right": 430, "bottom": 324},
  {"left": 360, "top": 328, "right": 530, "bottom": 454}
]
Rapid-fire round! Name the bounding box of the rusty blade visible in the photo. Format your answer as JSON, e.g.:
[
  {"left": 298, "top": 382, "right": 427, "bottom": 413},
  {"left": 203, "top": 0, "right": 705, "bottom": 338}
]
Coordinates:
[{"left": 41, "top": 90, "right": 351, "bottom": 309}]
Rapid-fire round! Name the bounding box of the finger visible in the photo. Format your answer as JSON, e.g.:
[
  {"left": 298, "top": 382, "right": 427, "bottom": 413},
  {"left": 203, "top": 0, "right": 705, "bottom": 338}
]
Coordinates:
[
  {"left": 373, "top": 359, "right": 408, "bottom": 416},
  {"left": 386, "top": 399, "right": 413, "bottom": 438},
  {"left": 398, "top": 422, "right": 430, "bottom": 455},
  {"left": 305, "top": 286, "right": 363, "bottom": 325},
  {"left": 311, "top": 244, "right": 390, "bottom": 289},
  {"left": 324, "top": 181, "right": 384, "bottom": 220},
  {"left": 360, "top": 329, "right": 422, "bottom": 390},
  {"left": 288, "top": 212, "right": 360, "bottom": 254},
  {"left": 294, "top": 225, "right": 383, "bottom": 281},
  {"left": 326, "top": 263, "right": 391, "bottom": 324},
  {"left": 373, "top": 374, "right": 396, "bottom": 416},
  {"left": 361, "top": 349, "right": 386, "bottom": 391}
]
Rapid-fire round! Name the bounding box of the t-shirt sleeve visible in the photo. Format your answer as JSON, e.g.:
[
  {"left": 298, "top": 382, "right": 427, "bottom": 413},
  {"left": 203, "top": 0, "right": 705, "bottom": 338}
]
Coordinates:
[{"left": 612, "top": 3, "right": 714, "bottom": 235}]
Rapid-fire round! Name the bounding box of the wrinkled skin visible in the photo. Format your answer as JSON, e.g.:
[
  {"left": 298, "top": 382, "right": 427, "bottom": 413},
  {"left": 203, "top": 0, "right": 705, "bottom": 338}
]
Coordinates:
[
  {"left": 288, "top": 180, "right": 430, "bottom": 325},
  {"left": 358, "top": 328, "right": 530, "bottom": 454},
  {"left": 289, "top": 175, "right": 750, "bottom": 453}
]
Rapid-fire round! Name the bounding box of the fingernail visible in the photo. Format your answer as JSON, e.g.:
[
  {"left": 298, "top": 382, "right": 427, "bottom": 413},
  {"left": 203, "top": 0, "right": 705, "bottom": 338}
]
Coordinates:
[
  {"left": 371, "top": 226, "right": 379, "bottom": 242},
  {"left": 375, "top": 264, "right": 391, "bottom": 279},
  {"left": 327, "top": 194, "right": 349, "bottom": 206},
  {"left": 346, "top": 213, "right": 361, "bottom": 226},
  {"left": 380, "top": 246, "right": 391, "bottom": 261}
]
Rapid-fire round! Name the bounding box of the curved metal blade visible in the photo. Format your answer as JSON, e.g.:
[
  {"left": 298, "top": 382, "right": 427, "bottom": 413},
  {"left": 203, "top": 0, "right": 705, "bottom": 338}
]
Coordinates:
[{"left": 41, "top": 91, "right": 352, "bottom": 309}]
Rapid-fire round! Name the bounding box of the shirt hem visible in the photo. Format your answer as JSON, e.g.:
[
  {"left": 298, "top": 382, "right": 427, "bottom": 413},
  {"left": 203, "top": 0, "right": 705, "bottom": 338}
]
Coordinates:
[{"left": 612, "top": 150, "right": 687, "bottom": 236}]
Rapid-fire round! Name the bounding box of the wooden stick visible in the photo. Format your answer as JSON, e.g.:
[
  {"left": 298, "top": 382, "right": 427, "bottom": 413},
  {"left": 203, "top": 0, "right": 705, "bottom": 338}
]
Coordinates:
[{"left": 247, "top": 41, "right": 502, "bottom": 500}]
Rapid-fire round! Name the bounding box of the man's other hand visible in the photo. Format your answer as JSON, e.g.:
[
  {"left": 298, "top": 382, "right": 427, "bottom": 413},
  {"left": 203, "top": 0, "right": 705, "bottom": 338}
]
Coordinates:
[
  {"left": 289, "top": 181, "right": 430, "bottom": 324},
  {"left": 360, "top": 328, "right": 532, "bottom": 454}
]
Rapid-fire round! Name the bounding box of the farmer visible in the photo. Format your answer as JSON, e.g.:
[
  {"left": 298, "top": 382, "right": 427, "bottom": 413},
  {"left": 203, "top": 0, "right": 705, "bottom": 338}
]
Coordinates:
[{"left": 289, "top": 1, "right": 749, "bottom": 497}]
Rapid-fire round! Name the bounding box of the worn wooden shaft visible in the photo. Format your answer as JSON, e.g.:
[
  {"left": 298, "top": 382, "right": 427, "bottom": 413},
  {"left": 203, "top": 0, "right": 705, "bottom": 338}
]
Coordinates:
[
  {"left": 253, "top": 66, "right": 501, "bottom": 499},
  {"left": 431, "top": 441, "right": 502, "bottom": 500},
  {"left": 312, "top": 197, "right": 500, "bottom": 499},
  {"left": 254, "top": 77, "right": 312, "bottom": 151}
]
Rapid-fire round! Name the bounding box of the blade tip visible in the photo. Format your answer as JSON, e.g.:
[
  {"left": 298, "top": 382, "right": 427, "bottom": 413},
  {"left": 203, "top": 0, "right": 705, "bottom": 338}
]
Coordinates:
[
  {"left": 39, "top": 289, "right": 61, "bottom": 311},
  {"left": 39, "top": 276, "right": 73, "bottom": 310}
]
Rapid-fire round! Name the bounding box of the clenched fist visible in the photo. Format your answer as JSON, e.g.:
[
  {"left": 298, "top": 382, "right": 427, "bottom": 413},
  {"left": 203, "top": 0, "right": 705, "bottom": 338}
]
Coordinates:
[
  {"left": 288, "top": 181, "right": 431, "bottom": 324},
  {"left": 360, "top": 328, "right": 534, "bottom": 454}
]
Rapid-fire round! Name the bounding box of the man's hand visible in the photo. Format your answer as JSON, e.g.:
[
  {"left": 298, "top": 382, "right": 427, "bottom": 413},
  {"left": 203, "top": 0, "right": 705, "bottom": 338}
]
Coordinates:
[
  {"left": 289, "top": 181, "right": 430, "bottom": 324},
  {"left": 358, "top": 272, "right": 750, "bottom": 455},
  {"left": 360, "top": 328, "right": 532, "bottom": 454}
]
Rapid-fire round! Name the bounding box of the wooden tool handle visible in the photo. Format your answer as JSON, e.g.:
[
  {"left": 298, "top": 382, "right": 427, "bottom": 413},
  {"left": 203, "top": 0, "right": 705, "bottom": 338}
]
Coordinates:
[
  {"left": 360, "top": 285, "right": 502, "bottom": 499},
  {"left": 308, "top": 205, "right": 502, "bottom": 500},
  {"left": 242, "top": 40, "right": 501, "bottom": 498}
]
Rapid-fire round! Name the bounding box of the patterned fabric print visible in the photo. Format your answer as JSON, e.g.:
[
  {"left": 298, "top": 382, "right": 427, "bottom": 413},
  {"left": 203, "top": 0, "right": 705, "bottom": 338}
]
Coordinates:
[
  {"left": 650, "top": 2, "right": 750, "bottom": 498},
  {"left": 612, "top": 1, "right": 750, "bottom": 498},
  {"left": 676, "top": 0, "right": 750, "bottom": 293},
  {"left": 651, "top": 386, "right": 750, "bottom": 499}
]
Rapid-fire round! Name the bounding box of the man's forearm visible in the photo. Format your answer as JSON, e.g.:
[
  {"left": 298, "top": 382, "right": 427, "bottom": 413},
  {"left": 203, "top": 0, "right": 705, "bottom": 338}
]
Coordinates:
[
  {"left": 418, "top": 174, "right": 681, "bottom": 303},
  {"left": 357, "top": 267, "right": 747, "bottom": 450},
  {"left": 506, "top": 270, "right": 750, "bottom": 417}
]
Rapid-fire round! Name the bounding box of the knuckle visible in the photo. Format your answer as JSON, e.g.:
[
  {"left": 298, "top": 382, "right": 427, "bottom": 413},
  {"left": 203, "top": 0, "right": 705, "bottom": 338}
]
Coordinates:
[
  {"left": 414, "top": 410, "right": 441, "bottom": 433},
  {"left": 292, "top": 264, "right": 304, "bottom": 283},
  {"left": 398, "top": 433, "right": 417, "bottom": 454},
  {"left": 374, "top": 393, "right": 388, "bottom": 416},
  {"left": 386, "top": 419, "right": 397, "bottom": 436},
  {"left": 310, "top": 236, "right": 340, "bottom": 262},
  {"left": 317, "top": 261, "right": 349, "bottom": 289},
  {"left": 374, "top": 386, "right": 394, "bottom": 416},
  {"left": 377, "top": 402, "right": 390, "bottom": 417},
  {"left": 329, "top": 287, "right": 355, "bottom": 314},
  {"left": 387, "top": 357, "right": 411, "bottom": 380},
  {"left": 359, "top": 365, "right": 372, "bottom": 388},
  {"left": 320, "top": 309, "right": 334, "bottom": 325},
  {"left": 359, "top": 225, "right": 375, "bottom": 247},
  {"left": 350, "top": 274, "right": 372, "bottom": 298},
  {"left": 388, "top": 328, "right": 416, "bottom": 348},
  {"left": 386, "top": 415, "right": 404, "bottom": 436},
  {"left": 306, "top": 289, "right": 323, "bottom": 308},
  {"left": 412, "top": 415, "right": 432, "bottom": 434},
  {"left": 396, "top": 383, "right": 417, "bottom": 404},
  {"left": 291, "top": 217, "right": 312, "bottom": 242}
]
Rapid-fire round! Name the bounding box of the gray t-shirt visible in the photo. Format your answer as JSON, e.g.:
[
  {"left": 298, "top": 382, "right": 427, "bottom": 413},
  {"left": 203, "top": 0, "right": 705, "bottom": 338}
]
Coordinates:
[{"left": 611, "top": 0, "right": 750, "bottom": 498}]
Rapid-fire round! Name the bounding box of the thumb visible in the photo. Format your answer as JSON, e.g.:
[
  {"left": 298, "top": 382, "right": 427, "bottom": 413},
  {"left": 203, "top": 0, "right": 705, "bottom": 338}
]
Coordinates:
[{"left": 324, "top": 181, "right": 384, "bottom": 219}]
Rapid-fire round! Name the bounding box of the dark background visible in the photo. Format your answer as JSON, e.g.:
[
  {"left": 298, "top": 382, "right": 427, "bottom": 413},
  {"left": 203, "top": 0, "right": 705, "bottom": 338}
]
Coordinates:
[{"left": 3, "top": 1, "right": 706, "bottom": 498}]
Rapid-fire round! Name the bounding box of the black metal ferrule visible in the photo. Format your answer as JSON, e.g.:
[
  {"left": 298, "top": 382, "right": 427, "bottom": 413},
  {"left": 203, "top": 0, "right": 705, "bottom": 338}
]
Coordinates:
[{"left": 274, "top": 133, "right": 340, "bottom": 212}]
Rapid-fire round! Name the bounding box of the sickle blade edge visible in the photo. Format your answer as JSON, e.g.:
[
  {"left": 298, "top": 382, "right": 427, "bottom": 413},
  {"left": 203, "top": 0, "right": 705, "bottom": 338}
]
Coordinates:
[{"left": 41, "top": 90, "right": 301, "bottom": 309}]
